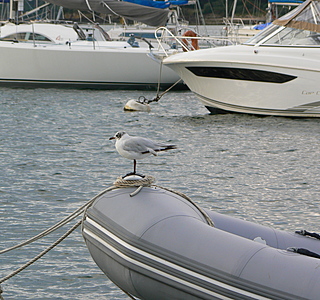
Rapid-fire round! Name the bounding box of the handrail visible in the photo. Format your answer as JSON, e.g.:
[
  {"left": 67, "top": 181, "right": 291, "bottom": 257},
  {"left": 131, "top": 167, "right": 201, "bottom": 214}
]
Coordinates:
[
  {"left": 154, "top": 27, "right": 235, "bottom": 57},
  {"left": 155, "top": 26, "right": 189, "bottom": 55}
]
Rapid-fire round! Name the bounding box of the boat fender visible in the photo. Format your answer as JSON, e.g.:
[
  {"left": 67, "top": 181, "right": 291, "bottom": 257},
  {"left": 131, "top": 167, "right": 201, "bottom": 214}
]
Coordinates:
[
  {"left": 181, "top": 30, "right": 199, "bottom": 52},
  {"left": 124, "top": 99, "right": 151, "bottom": 112},
  {"left": 287, "top": 247, "right": 320, "bottom": 259},
  {"left": 295, "top": 229, "right": 320, "bottom": 240}
]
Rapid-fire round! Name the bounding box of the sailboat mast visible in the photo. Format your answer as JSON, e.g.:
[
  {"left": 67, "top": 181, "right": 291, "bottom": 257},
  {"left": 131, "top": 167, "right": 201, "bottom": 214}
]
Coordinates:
[
  {"left": 231, "top": 0, "right": 238, "bottom": 23},
  {"left": 9, "top": 0, "right": 13, "bottom": 20},
  {"left": 226, "top": 0, "right": 228, "bottom": 19}
]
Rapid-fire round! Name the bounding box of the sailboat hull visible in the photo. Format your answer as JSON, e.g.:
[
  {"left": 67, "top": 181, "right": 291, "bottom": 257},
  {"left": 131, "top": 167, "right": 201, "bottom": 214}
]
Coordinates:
[{"left": 0, "top": 41, "right": 181, "bottom": 90}]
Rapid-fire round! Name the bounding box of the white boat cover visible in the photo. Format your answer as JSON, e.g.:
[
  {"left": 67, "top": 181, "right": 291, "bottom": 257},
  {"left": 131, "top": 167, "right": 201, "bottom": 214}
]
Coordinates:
[{"left": 274, "top": 0, "right": 320, "bottom": 33}]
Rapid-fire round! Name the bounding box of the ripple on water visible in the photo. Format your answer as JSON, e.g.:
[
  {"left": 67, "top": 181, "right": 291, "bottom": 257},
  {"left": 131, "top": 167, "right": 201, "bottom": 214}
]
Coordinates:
[{"left": 1, "top": 88, "right": 320, "bottom": 299}]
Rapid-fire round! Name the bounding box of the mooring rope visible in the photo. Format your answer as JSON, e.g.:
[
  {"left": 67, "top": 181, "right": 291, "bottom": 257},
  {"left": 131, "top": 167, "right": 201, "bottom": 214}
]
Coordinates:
[
  {"left": 112, "top": 175, "right": 214, "bottom": 227},
  {"left": 113, "top": 175, "right": 156, "bottom": 187},
  {"left": 137, "top": 78, "right": 182, "bottom": 105},
  {"left": 154, "top": 184, "right": 215, "bottom": 227},
  {"left": 0, "top": 186, "right": 115, "bottom": 255},
  {"left": 0, "top": 187, "right": 117, "bottom": 284},
  {"left": 0, "top": 285, "right": 3, "bottom": 300},
  {"left": 0, "top": 205, "right": 84, "bottom": 255},
  {"left": 0, "top": 219, "right": 81, "bottom": 284},
  {"left": 0, "top": 176, "right": 212, "bottom": 300},
  {"left": 0, "top": 184, "right": 129, "bottom": 299}
]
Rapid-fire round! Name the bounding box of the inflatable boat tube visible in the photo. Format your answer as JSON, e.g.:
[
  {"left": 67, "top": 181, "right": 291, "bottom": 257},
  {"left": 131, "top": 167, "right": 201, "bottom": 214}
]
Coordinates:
[{"left": 82, "top": 185, "right": 320, "bottom": 300}]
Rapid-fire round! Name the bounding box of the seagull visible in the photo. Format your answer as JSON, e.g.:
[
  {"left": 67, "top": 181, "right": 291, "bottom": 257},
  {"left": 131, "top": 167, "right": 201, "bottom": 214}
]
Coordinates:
[{"left": 109, "top": 131, "right": 176, "bottom": 174}]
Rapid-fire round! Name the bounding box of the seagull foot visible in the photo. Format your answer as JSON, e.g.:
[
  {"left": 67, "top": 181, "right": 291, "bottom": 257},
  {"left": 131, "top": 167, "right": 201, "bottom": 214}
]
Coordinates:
[{"left": 122, "top": 172, "right": 145, "bottom": 179}]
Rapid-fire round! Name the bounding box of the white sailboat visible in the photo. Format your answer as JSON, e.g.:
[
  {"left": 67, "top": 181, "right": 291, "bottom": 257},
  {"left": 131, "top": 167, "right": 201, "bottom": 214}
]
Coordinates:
[{"left": 0, "top": 0, "right": 187, "bottom": 89}]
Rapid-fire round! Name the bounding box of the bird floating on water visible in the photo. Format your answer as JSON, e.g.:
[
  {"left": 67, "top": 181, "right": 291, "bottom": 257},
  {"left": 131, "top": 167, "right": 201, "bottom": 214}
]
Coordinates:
[{"left": 109, "top": 131, "right": 176, "bottom": 175}]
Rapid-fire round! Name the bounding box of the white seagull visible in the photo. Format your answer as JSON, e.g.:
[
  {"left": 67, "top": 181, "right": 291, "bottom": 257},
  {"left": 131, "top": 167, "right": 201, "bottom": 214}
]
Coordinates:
[{"left": 109, "top": 131, "right": 176, "bottom": 174}]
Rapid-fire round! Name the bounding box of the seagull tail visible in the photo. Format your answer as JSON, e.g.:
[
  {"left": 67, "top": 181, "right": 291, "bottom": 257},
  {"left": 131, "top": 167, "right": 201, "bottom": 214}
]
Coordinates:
[
  {"left": 159, "top": 145, "right": 177, "bottom": 152},
  {"left": 143, "top": 145, "right": 177, "bottom": 155}
]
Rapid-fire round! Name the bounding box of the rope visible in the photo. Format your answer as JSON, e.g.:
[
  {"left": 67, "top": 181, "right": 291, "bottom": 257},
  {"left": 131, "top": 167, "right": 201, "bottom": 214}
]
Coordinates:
[
  {"left": 154, "top": 185, "right": 215, "bottom": 227},
  {"left": 0, "top": 176, "right": 212, "bottom": 300},
  {"left": 0, "top": 220, "right": 81, "bottom": 284},
  {"left": 113, "top": 175, "right": 156, "bottom": 188},
  {"left": 0, "top": 206, "right": 83, "bottom": 255},
  {"left": 137, "top": 53, "right": 182, "bottom": 104},
  {"left": 295, "top": 230, "right": 320, "bottom": 240},
  {"left": 0, "top": 186, "right": 115, "bottom": 255},
  {"left": 112, "top": 176, "right": 214, "bottom": 227},
  {"left": 101, "top": 1, "right": 120, "bottom": 17},
  {"left": 0, "top": 185, "right": 133, "bottom": 299},
  {"left": 85, "top": 0, "right": 93, "bottom": 11},
  {"left": 137, "top": 78, "right": 182, "bottom": 104},
  {"left": 156, "top": 59, "right": 163, "bottom": 98}
]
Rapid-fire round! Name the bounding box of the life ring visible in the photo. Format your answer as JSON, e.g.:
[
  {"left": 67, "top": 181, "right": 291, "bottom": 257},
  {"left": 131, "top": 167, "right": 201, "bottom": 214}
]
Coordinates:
[{"left": 181, "top": 30, "right": 199, "bottom": 52}]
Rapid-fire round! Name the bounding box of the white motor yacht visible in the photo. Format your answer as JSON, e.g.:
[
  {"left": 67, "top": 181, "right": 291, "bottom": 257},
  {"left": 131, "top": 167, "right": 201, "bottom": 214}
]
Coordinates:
[{"left": 164, "top": 0, "right": 320, "bottom": 117}]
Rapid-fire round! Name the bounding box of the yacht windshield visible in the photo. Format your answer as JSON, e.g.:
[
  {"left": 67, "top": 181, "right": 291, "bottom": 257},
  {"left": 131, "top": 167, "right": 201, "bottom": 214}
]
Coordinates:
[
  {"left": 262, "top": 27, "right": 320, "bottom": 45},
  {"left": 245, "top": 0, "right": 320, "bottom": 46},
  {"left": 245, "top": 24, "right": 320, "bottom": 46},
  {"left": 245, "top": 24, "right": 281, "bottom": 45}
]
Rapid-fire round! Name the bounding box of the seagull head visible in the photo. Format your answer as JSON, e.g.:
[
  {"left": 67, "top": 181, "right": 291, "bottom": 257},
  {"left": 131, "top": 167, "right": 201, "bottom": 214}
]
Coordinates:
[{"left": 109, "top": 131, "right": 127, "bottom": 141}]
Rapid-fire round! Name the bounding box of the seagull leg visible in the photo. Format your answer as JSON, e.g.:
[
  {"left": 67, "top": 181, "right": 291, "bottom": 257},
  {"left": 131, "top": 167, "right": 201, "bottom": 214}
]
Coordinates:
[{"left": 123, "top": 159, "right": 144, "bottom": 178}]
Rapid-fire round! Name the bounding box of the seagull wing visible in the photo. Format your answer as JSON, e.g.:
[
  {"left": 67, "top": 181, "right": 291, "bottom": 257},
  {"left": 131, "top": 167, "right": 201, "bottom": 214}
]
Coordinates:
[
  {"left": 146, "top": 147, "right": 158, "bottom": 156},
  {"left": 152, "top": 142, "right": 177, "bottom": 152},
  {"left": 121, "top": 136, "right": 176, "bottom": 157},
  {"left": 121, "top": 137, "right": 152, "bottom": 154}
]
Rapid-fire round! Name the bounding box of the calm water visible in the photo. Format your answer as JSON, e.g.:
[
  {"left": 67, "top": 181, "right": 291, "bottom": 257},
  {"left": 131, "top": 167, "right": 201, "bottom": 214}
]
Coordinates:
[{"left": 1, "top": 88, "right": 320, "bottom": 299}]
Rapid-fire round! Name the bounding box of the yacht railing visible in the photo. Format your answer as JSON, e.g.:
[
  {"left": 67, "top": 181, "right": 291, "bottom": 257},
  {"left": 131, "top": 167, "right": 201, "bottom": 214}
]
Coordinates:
[{"left": 154, "top": 26, "right": 235, "bottom": 57}]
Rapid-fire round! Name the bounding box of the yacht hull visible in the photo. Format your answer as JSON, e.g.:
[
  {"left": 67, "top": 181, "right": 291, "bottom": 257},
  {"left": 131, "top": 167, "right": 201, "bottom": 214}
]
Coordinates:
[{"left": 164, "top": 45, "right": 320, "bottom": 117}]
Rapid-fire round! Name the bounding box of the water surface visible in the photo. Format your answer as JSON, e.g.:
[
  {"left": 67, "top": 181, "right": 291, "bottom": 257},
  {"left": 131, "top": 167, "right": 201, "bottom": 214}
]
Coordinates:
[{"left": 1, "top": 88, "right": 319, "bottom": 299}]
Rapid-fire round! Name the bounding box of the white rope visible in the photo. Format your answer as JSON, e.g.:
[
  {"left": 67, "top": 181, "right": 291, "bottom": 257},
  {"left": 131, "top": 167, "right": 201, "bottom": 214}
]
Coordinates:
[
  {"left": 0, "top": 220, "right": 81, "bottom": 284},
  {"left": 85, "top": 0, "right": 92, "bottom": 11},
  {"left": 154, "top": 184, "right": 215, "bottom": 227},
  {"left": 113, "top": 176, "right": 214, "bottom": 227},
  {"left": 0, "top": 176, "right": 213, "bottom": 300},
  {"left": 113, "top": 175, "right": 156, "bottom": 188},
  {"left": 102, "top": 1, "right": 120, "bottom": 16},
  {"left": 0, "top": 186, "right": 115, "bottom": 255}
]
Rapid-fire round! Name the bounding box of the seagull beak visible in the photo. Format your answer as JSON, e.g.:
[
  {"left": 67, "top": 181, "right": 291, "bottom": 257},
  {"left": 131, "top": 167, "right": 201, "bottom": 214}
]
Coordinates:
[{"left": 109, "top": 136, "right": 115, "bottom": 140}]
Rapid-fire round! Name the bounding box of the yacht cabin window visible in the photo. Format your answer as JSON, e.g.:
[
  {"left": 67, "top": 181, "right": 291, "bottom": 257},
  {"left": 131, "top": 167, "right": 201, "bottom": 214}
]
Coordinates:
[{"left": 0, "top": 32, "right": 53, "bottom": 43}]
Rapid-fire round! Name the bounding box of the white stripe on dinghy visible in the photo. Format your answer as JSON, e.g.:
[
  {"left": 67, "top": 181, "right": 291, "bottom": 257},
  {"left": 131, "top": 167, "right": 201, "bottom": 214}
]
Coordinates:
[{"left": 84, "top": 217, "right": 271, "bottom": 300}]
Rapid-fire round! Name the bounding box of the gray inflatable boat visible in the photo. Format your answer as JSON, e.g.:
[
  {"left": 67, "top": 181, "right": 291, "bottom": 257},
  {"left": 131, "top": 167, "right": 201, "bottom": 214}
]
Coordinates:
[{"left": 82, "top": 176, "right": 320, "bottom": 300}]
